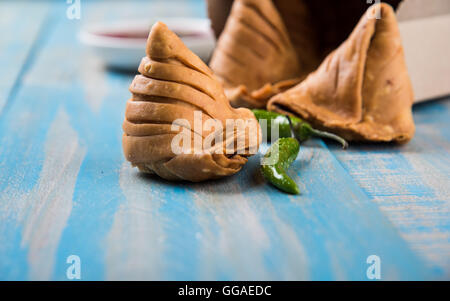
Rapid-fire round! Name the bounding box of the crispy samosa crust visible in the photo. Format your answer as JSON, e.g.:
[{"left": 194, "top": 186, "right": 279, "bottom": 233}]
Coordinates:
[
  {"left": 268, "top": 3, "right": 415, "bottom": 143},
  {"left": 209, "top": 0, "right": 302, "bottom": 109},
  {"left": 123, "top": 22, "right": 261, "bottom": 182}
]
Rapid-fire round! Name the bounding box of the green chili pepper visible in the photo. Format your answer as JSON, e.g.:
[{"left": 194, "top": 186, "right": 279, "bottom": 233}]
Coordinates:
[
  {"left": 261, "top": 137, "right": 300, "bottom": 195},
  {"left": 252, "top": 109, "right": 348, "bottom": 149}
]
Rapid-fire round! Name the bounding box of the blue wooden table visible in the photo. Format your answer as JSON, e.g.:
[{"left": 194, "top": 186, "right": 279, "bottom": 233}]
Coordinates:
[{"left": 0, "top": 0, "right": 448, "bottom": 281}]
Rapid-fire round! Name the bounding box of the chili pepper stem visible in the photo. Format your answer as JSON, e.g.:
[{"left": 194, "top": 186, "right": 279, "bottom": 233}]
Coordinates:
[{"left": 308, "top": 129, "right": 349, "bottom": 149}]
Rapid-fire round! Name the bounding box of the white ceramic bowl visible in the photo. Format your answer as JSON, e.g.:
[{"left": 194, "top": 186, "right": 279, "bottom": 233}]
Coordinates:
[{"left": 79, "top": 18, "right": 216, "bottom": 70}]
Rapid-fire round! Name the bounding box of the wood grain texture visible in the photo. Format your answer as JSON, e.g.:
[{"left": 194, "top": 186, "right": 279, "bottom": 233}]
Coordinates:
[
  {"left": 0, "top": 1, "right": 50, "bottom": 113},
  {"left": 0, "top": 0, "right": 447, "bottom": 280},
  {"left": 330, "top": 98, "right": 450, "bottom": 275}
]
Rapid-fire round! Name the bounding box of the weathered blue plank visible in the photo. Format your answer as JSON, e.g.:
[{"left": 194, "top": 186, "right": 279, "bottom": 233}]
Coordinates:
[
  {"left": 0, "top": 1, "right": 51, "bottom": 113},
  {"left": 330, "top": 97, "right": 450, "bottom": 275},
  {"left": 0, "top": 0, "right": 446, "bottom": 281}
]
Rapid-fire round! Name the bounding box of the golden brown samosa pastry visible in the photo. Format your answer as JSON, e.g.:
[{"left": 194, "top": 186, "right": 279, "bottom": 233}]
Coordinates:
[
  {"left": 207, "top": 0, "right": 403, "bottom": 71},
  {"left": 209, "top": 0, "right": 302, "bottom": 109},
  {"left": 123, "top": 22, "right": 261, "bottom": 182},
  {"left": 272, "top": 0, "right": 321, "bottom": 75},
  {"left": 268, "top": 3, "right": 415, "bottom": 143}
]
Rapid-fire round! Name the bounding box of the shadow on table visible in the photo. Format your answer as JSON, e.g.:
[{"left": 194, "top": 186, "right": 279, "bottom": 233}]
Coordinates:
[
  {"left": 106, "top": 65, "right": 137, "bottom": 75},
  {"left": 134, "top": 159, "right": 267, "bottom": 195},
  {"left": 413, "top": 94, "right": 450, "bottom": 113}
]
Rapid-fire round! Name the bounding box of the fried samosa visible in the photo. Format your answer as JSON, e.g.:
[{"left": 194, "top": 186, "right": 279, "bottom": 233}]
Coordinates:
[
  {"left": 209, "top": 0, "right": 303, "bottom": 109},
  {"left": 268, "top": 3, "right": 415, "bottom": 143},
  {"left": 123, "top": 22, "right": 261, "bottom": 182}
]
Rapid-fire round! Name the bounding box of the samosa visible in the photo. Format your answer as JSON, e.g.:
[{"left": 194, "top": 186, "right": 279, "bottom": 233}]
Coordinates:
[
  {"left": 123, "top": 22, "right": 261, "bottom": 182},
  {"left": 268, "top": 3, "right": 415, "bottom": 143},
  {"left": 209, "top": 0, "right": 305, "bottom": 109}
]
